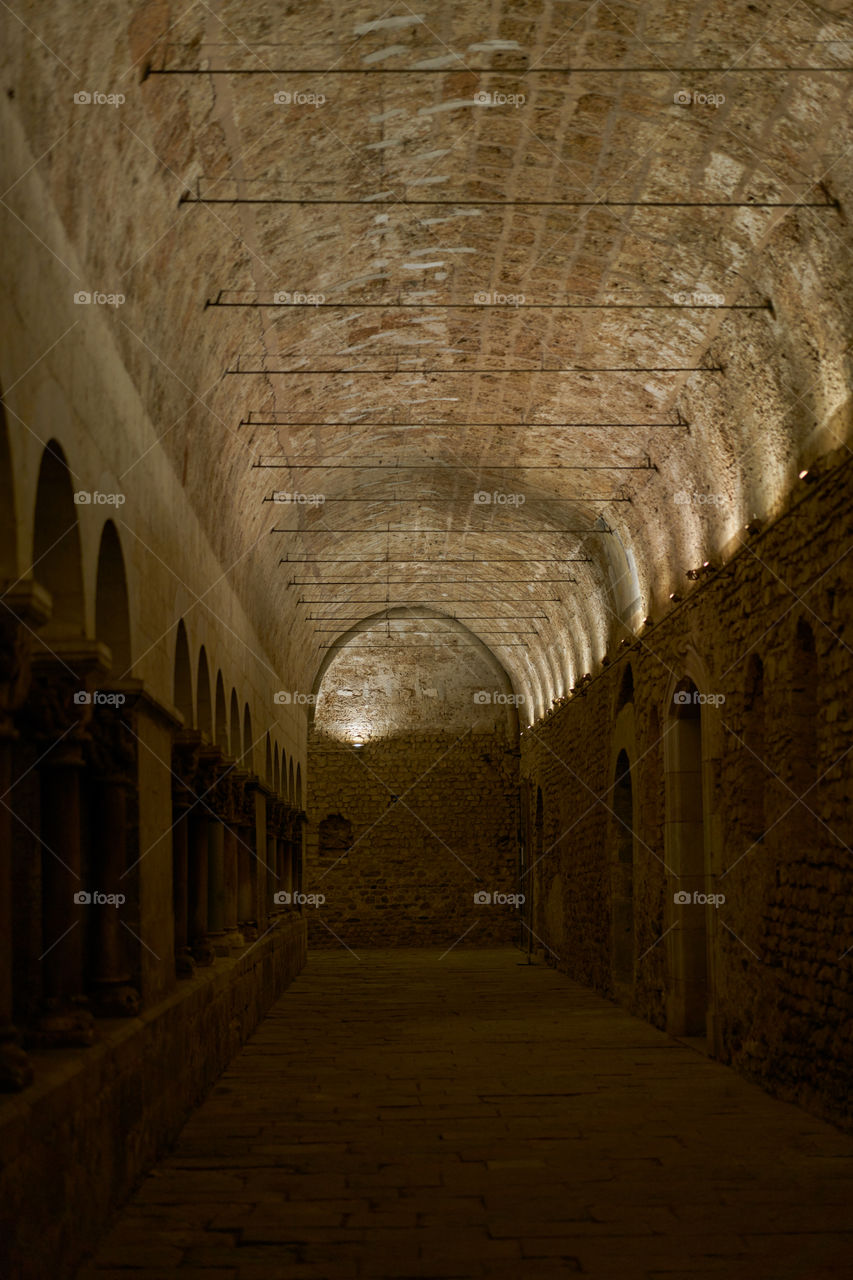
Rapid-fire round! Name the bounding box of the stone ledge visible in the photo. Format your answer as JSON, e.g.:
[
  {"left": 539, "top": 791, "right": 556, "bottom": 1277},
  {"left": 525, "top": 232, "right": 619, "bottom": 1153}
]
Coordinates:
[{"left": 0, "top": 916, "right": 307, "bottom": 1280}]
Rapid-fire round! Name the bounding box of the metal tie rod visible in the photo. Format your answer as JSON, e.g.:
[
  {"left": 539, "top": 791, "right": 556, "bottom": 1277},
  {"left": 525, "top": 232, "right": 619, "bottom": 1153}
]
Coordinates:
[
  {"left": 209, "top": 293, "right": 771, "bottom": 308},
  {"left": 257, "top": 461, "right": 654, "bottom": 470},
  {"left": 155, "top": 64, "right": 853, "bottom": 75},
  {"left": 191, "top": 197, "right": 834, "bottom": 209},
  {"left": 288, "top": 578, "right": 577, "bottom": 585},
  {"left": 280, "top": 557, "right": 592, "bottom": 563},
  {"left": 233, "top": 366, "right": 720, "bottom": 376}
]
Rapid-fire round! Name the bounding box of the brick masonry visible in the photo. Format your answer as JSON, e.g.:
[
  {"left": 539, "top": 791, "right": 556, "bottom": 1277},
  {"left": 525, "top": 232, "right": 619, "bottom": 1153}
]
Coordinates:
[{"left": 306, "top": 729, "right": 520, "bottom": 949}]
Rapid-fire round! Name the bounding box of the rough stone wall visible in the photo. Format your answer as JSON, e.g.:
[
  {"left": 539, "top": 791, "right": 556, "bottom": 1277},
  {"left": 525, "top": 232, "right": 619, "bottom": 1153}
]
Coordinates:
[
  {"left": 521, "top": 450, "right": 853, "bottom": 1132},
  {"left": 307, "top": 729, "right": 520, "bottom": 949}
]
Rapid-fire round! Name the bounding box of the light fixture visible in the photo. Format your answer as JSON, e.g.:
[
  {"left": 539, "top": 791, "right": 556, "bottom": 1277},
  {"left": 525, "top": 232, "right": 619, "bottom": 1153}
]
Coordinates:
[
  {"left": 686, "top": 568, "right": 702, "bottom": 581},
  {"left": 745, "top": 520, "right": 762, "bottom": 536},
  {"left": 702, "top": 560, "right": 715, "bottom": 573},
  {"left": 643, "top": 616, "right": 654, "bottom": 628},
  {"left": 619, "top": 638, "right": 631, "bottom": 649},
  {"left": 352, "top": 737, "right": 364, "bottom": 748},
  {"left": 799, "top": 467, "right": 817, "bottom": 483},
  {"left": 669, "top": 591, "right": 682, "bottom": 602}
]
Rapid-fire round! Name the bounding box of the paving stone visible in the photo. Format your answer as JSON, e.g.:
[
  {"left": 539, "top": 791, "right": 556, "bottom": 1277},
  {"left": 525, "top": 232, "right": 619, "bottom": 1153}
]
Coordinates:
[{"left": 80, "top": 950, "right": 853, "bottom": 1278}]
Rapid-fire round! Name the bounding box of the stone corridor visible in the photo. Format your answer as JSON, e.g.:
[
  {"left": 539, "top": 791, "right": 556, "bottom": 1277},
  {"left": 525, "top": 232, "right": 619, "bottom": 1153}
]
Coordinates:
[{"left": 78, "top": 950, "right": 853, "bottom": 1280}]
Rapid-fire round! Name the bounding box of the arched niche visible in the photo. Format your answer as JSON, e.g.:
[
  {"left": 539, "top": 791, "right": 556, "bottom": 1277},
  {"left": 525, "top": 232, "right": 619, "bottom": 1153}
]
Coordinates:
[
  {"left": 33, "top": 441, "right": 84, "bottom": 636},
  {"left": 214, "top": 671, "right": 228, "bottom": 754},
  {"left": 197, "top": 646, "right": 212, "bottom": 736},
  {"left": 94, "top": 520, "right": 132, "bottom": 677},
  {"left": 174, "top": 620, "right": 193, "bottom": 726}
]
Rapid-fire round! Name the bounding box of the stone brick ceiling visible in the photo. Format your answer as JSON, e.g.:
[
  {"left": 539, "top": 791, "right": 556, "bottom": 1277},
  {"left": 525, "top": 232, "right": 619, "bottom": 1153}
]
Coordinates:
[{"left": 8, "top": 0, "right": 853, "bottom": 720}]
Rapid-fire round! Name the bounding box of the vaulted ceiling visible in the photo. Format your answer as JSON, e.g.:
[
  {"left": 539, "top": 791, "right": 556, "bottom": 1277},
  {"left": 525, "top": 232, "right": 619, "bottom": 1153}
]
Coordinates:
[{"left": 7, "top": 0, "right": 853, "bottom": 720}]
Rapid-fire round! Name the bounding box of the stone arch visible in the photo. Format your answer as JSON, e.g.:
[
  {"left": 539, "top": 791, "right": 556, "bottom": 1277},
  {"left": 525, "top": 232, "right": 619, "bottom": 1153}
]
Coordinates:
[
  {"left": 32, "top": 441, "right": 84, "bottom": 636},
  {"left": 214, "top": 671, "right": 227, "bottom": 753},
  {"left": 173, "top": 620, "right": 193, "bottom": 726},
  {"left": 94, "top": 520, "right": 132, "bottom": 677},
  {"left": 196, "top": 646, "right": 212, "bottom": 736}
]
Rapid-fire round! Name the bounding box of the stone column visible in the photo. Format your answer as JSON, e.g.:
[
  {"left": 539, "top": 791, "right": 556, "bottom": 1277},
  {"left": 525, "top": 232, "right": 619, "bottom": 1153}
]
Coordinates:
[
  {"left": 188, "top": 811, "right": 214, "bottom": 965},
  {"left": 0, "top": 584, "right": 49, "bottom": 1089},
  {"left": 222, "top": 820, "right": 244, "bottom": 952},
  {"left": 207, "top": 818, "right": 227, "bottom": 954},
  {"left": 172, "top": 795, "right": 193, "bottom": 977},
  {"left": 89, "top": 712, "right": 140, "bottom": 1017}
]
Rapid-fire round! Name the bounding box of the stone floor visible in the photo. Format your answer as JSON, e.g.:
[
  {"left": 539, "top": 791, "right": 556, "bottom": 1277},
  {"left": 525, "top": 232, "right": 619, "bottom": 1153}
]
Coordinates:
[{"left": 78, "top": 949, "right": 853, "bottom": 1279}]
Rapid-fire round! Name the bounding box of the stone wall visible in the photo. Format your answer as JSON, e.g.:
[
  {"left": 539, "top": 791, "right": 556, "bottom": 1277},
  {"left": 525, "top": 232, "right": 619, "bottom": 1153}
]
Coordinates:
[
  {"left": 306, "top": 729, "right": 520, "bottom": 949},
  {"left": 520, "top": 449, "right": 853, "bottom": 1132},
  {"left": 0, "top": 917, "right": 307, "bottom": 1280}
]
